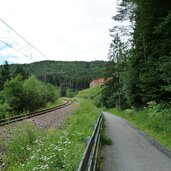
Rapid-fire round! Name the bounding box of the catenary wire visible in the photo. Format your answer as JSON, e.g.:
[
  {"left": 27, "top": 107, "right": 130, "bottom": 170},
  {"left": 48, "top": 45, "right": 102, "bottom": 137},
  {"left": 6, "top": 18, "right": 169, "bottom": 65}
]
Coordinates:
[
  {"left": 0, "top": 18, "right": 49, "bottom": 60},
  {"left": 0, "top": 39, "right": 34, "bottom": 62}
]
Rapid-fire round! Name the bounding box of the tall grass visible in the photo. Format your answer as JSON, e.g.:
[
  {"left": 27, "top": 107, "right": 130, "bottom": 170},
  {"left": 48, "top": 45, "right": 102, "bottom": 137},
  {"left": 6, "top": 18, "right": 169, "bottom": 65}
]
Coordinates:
[
  {"left": 1, "top": 99, "right": 100, "bottom": 171},
  {"left": 107, "top": 103, "right": 171, "bottom": 148},
  {"left": 76, "top": 86, "right": 103, "bottom": 107}
]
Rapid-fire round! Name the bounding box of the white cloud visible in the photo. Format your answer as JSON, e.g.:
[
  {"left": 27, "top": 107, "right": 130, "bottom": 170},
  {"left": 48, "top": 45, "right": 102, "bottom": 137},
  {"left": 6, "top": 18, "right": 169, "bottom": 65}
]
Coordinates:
[{"left": 0, "top": 0, "right": 117, "bottom": 64}]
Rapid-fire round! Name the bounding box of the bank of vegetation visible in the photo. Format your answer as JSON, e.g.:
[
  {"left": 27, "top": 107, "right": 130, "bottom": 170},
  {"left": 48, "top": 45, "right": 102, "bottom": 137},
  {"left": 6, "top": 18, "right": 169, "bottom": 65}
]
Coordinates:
[
  {"left": 76, "top": 86, "right": 103, "bottom": 107},
  {"left": 108, "top": 103, "right": 171, "bottom": 148},
  {"left": 1, "top": 99, "right": 100, "bottom": 171}
]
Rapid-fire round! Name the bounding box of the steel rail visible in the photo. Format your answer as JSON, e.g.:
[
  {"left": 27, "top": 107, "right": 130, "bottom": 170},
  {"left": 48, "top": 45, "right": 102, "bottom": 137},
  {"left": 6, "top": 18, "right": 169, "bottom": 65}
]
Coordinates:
[
  {"left": 77, "top": 113, "right": 103, "bottom": 171},
  {"left": 0, "top": 100, "right": 73, "bottom": 127}
]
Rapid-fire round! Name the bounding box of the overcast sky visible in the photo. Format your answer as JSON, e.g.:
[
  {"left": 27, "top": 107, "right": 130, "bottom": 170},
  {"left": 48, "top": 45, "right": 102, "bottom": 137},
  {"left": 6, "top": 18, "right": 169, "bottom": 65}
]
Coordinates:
[{"left": 0, "top": 0, "right": 117, "bottom": 64}]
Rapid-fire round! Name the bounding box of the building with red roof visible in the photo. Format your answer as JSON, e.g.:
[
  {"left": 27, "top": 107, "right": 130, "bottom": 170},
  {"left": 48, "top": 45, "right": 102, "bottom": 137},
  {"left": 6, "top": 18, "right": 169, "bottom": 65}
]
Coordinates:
[{"left": 89, "top": 77, "right": 112, "bottom": 88}]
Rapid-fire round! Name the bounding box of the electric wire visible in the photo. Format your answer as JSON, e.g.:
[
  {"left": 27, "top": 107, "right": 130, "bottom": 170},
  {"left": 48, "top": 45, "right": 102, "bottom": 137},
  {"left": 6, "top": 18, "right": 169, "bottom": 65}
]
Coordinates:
[
  {"left": 0, "top": 18, "right": 49, "bottom": 60},
  {"left": 0, "top": 39, "right": 34, "bottom": 62}
]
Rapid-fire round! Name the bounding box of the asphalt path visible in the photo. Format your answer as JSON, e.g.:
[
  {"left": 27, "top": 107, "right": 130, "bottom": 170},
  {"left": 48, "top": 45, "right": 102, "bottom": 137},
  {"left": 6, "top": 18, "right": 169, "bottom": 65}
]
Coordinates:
[{"left": 102, "top": 112, "right": 171, "bottom": 171}]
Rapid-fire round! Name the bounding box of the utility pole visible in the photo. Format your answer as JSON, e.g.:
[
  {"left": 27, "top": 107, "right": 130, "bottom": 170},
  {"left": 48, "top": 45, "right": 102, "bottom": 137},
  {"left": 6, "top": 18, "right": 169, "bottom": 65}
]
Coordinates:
[
  {"left": 44, "top": 64, "right": 47, "bottom": 103},
  {"left": 45, "top": 71, "right": 66, "bottom": 97}
]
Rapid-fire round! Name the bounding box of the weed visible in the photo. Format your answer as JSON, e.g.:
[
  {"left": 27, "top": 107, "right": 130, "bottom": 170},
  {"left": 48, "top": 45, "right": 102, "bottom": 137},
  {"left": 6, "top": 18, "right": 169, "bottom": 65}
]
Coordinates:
[
  {"left": 100, "top": 118, "right": 112, "bottom": 146},
  {"left": 100, "top": 134, "right": 112, "bottom": 146},
  {"left": 2, "top": 99, "right": 101, "bottom": 171},
  {"left": 96, "top": 117, "right": 112, "bottom": 171},
  {"left": 107, "top": 104, "right": 171, "bottom": 148}
]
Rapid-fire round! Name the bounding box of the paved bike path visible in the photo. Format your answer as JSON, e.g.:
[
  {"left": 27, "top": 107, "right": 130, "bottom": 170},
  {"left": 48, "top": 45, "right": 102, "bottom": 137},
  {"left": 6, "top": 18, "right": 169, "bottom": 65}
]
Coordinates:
[{"left": 102, "top": 112, "right": 171, "bottom": 171}]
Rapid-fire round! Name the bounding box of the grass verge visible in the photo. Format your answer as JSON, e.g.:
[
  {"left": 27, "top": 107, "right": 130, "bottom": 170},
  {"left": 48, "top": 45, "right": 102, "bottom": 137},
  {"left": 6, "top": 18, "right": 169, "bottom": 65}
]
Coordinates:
[
  {"left": 1, "top": 99, "right": 100, "bottom": 171},
  {"left": 107, "top": 108, "right": 171, "bottom": 148}
]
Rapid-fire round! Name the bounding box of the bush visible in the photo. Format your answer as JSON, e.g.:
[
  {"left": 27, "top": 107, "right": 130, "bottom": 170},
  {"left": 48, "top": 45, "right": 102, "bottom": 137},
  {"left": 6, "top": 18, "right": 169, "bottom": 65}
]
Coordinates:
[
  {"left": 23, "top": 75, "right": 45, "bottom": 112},
  {"left": 3, "top": 75, "right": 24, "bottom": 113},
  {"left": 45, "top": 83, "right": 59, "bottom": 102},
  {"left": 147, "top": 101, "right": 171, "bottom": 120},
  {"left": 0, "top": 75, "right": 60, "bottom": 119},
  {"left": 0, "top": 103, "right": 11, "bottom": 119},
  {"left": 66, "top": 88, "right": 77, "bottom": 98}
]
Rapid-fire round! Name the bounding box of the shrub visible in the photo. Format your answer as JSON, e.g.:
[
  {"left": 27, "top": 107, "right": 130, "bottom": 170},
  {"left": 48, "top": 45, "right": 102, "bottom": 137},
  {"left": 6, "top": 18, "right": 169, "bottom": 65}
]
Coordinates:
[
  {"left": 0, "top": 75, "right": 60, "bottom": 119},
  {"left": 147, "top": 101, "right": 171, "bottom": 120},
  {"left": 0, "top": 103, "right": 11, "bottom": 119},
  {"left": 66, "top": 88, "right": 77, "bottom": 98},
  {"left": 23, "top": 75, "right": 45, "bottom": 111},
  {"left": 3, "top": 75, "right": 24, "bottom": 113},
  {"left": 45, "top": 83, "right": 59, "bottom": 102}
]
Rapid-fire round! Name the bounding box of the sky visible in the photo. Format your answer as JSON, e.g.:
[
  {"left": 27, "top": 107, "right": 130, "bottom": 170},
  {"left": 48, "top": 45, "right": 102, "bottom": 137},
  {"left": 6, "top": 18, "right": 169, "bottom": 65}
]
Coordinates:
[{"left": 0, "top": 0, "right": 117, "bottom": 64}]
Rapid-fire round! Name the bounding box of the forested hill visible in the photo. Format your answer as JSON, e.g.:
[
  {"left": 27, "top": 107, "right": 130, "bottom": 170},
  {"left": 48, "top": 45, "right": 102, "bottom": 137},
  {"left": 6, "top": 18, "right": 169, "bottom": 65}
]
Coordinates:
[{"left": 0, "top": 60, "right": 106, "bottom": 90}]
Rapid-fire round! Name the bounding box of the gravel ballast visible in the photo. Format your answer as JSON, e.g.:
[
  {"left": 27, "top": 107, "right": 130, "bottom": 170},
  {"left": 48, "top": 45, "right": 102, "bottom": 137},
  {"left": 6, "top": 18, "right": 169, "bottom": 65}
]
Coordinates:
[{"left": 0, "top": 102, "right": 78, "bottom": 169}]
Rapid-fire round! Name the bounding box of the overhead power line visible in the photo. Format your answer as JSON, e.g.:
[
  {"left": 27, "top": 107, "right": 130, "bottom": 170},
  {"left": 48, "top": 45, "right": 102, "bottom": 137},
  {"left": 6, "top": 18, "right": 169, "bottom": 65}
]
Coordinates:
[
  {"left": 0, "top": 18, "right": 49, "bottom": 60},
  {"left": 0, "top": 39, "right": 34, "bottom": 62}
]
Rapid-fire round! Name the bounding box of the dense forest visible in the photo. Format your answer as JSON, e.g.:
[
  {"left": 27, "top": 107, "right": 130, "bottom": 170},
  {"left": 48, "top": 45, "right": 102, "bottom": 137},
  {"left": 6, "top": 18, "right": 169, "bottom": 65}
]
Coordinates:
[
  {"left": 102, "top": 0, "right": 171, "bottom": 109},
  {"left": 0, "top": 60, "right": 106, "bottom": 90},
  {"left": 0, "top": 60, "right": 106, "bottom": 118}
]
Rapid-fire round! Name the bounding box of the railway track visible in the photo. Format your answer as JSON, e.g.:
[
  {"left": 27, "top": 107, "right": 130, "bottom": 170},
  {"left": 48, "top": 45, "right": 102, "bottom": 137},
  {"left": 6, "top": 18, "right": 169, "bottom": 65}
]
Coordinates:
[{"left": 0, "top": 100, "right": 73, "bottom": 127}]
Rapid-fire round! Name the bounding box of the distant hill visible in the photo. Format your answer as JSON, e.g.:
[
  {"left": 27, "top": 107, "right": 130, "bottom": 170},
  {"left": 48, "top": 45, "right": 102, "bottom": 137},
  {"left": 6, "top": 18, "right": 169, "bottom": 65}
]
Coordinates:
[{"left": 0, "top": 60, "right": 107, "bottom": 90}]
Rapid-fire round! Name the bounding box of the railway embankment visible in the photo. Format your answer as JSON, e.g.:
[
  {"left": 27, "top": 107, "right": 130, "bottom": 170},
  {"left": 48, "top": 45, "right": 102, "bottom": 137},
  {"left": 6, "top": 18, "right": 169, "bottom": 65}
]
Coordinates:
[{"left": 0, "top": 99, "right": 100, "bottom": 171}]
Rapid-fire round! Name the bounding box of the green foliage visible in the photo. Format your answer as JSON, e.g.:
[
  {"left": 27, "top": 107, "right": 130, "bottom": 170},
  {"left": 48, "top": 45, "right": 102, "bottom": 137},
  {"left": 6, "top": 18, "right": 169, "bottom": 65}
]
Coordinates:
[
  {"left": 14, "top": 65, "right": 29, "bottom": 80},
  {"left": 102, "top": 0, "right": 171, "bottom": 109},
  {"left": 3, "top": 75, "right": 24, "bottom": 113},
  {"left": 23, "top": 75, "right": 45, "bottom": 111},
  {"left": 0, "top": 60, "right": 10, "bottom": 90},
  {"left": 45, "top": 98, "right": 63, "bottom": 109},
  {"left": 3, "top": 123, "right": 44, "bottom": 169},
  {"left": 0, "top": 75, "right": 59, "bottom": 119},
  {"left": 147, "top": 102, "right": 171, "bottom": 121},
  {"left": 100, "top": 134, "right": 112, "bottom": 146},
  {"left": 77, "top": 86, "right": 103, "bottom": 107},
  {"left": 128, "top": 0, "right": 171, "bottom": 105},
  {"left": 101, "top": 79, "right": 128, "bottom": 109},
  {"left": 0, "top": 61, "right": 106, "bottom": 90},
  {"left": 45, "top": 83, "right": 59, "bottom": 103},
  {"left": 2, "top": 99, "right": 100, "bottom": 170},
  {"left": 100, "top": 120, "right": 112, "bottom": 146},
  {"left": 66, "top": 88, "right": 77, "bottom": 98},
  {"left": 101, "top": 80, "right": 116, "bottom": 108},
  {"left": 0, "top": 103, "right": 11, "bottom": 119}
]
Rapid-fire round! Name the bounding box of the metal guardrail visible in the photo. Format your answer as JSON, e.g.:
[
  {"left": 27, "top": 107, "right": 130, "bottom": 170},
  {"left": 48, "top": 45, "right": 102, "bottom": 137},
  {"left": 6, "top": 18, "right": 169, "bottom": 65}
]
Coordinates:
[{"left": 77, "top": 113, "right": 103, "bottom": 171}]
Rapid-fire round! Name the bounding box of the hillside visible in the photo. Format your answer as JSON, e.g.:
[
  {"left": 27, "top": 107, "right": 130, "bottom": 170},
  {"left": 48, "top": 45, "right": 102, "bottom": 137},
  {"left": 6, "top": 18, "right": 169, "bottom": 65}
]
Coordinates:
[{"left": 0, "top": 60, "right": 106, "bottom": 90}]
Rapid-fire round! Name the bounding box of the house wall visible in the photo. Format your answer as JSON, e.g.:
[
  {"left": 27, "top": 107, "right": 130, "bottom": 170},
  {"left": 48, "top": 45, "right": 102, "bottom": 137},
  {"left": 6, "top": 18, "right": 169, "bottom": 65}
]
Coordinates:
[{"left": 90, "top": 78, "right": 112, "bottom": 88}]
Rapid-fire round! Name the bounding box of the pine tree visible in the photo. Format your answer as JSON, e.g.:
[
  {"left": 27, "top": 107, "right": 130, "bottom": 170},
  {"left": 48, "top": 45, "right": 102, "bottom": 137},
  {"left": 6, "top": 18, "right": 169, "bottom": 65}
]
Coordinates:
[
  {"left": 14, "top": 65, "right": 29, "bottom": 80},
  {"left": 0, "top": 60, "right": 10, "bottom": 90},
  {"left": 103, "top": 0, "right": 171, "bottom": 108}
]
